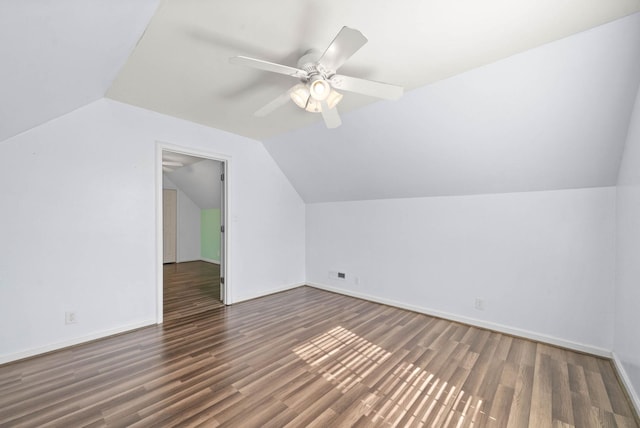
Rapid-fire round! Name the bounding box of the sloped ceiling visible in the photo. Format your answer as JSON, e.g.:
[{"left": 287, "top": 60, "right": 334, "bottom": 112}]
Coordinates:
[
  {"left": 0, "top": 0, "right": 160, "bottom": 142},
  {"left": 164, "top": 159, "right": 222, "bottom": 210},
  {"left": 3, "top": 2, "right": 640, "bottom": 203},
  {"left": 264, "top": 13, "right": 640, "bottom": 202},
  {"left": 106, "top": 0, "right": 640, "bottom": 141}
]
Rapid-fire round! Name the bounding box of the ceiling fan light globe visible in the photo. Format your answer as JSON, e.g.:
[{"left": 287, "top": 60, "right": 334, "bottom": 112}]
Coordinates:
[
  {"left": 305, "top": 99, "right": 322, "bottom": 113},
  {"left": 290, "top": 84, "right": 310, "bottom": 109},
  {"left": 327, "top": 90, "right": 343, "bottom": 109},
  {"left": 309, "top": 78, "right": 330, "bottom": 101}
]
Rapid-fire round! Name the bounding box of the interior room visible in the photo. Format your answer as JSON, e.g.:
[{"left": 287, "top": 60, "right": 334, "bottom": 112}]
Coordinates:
[{"left": 1, "top": 1, "right": 640, "bottom": 426}]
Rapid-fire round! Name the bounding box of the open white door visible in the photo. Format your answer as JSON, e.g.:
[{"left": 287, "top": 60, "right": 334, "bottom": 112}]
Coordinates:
[{"left": 219, "top": 162, "right": 226, "bottom": 303}]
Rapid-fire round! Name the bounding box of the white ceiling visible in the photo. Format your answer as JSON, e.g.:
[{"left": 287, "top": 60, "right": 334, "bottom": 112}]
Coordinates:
[
  {"left": 106, "top": 0, "right": 640, "bottom": 140},
  {"left": 3, "top": 1, "right": 640, "bottom": 203},
  {"left": 264, "top": 13, "right": 640, "bottom": 202},
  {"left": 164, "top": 157, "right": 222, "bottom": 210},
  {"left": 162, "top": 151, "right": 203, "bottom": 173},
  {"left": 0, "top": 0, "right": 160, "bottom": 142}
]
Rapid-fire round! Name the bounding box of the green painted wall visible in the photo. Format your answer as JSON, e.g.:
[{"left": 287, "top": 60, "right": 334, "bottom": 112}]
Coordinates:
[{"left": 201, "top": 208, "right": 221, "bottom": 261}]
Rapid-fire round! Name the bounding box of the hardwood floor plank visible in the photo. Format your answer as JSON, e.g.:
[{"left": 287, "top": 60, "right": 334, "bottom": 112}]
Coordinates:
[
  {"left": 506, "top": 364, "right": 534, "bottom": 427},
  {"left": 568, "top": 362, "right": 590, "bottom": 396},
  {"left": 216, "top": 394, "right": 288, "bottom": 428},
  {"left": 0, "top": 265, "right": 637, "bottom": 427},
  {"left": 616, "top": 413, "right": 640, "bottom": 428},
  {"left": 488, "top": 384, "right": 515, "bottom": 428},
  {"left": 529, "top": 349, "right": 553, "bottom": 428},
  {"left": 494, "top": 335, "right": 514, "bottom": 362},
  {"left": 597, "top": 357, "right": 636, "bottom": 418},
  {"left": 175, "top": 384, "right": 242, "bottom": 428},
  {"left": 459, "top": 333, "right": 499, "bottom": 399},
  {"left": 305, "top": 407, "right": 339, "bottom": 428},
  {"left": 571, "top": 391, "right": 599, "bottom": 427},
  {"left": 282, "top": 384, "right": 343, "bottom": 427},
  {"left": 551, "top": 358, "right": 575, "bottom": 426},
  {"left": 585, "top": 368, "right": 614, "bottom": 412}
]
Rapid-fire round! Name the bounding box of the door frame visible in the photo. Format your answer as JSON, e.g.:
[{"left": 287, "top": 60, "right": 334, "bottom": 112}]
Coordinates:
[
  {"left": 155, "top": 142, "right": 232, "bottom": 324},
  {"left": 162, "top": 188, "right": 178, "bottom": 263}
]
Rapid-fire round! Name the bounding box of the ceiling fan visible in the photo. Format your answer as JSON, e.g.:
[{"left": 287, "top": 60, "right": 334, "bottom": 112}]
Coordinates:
[
  {"left": 162, "top": 160, "right": 183, "bottom": 173},
  {"left": 229, "top": 26, "right": 403, "bottom": 129}
]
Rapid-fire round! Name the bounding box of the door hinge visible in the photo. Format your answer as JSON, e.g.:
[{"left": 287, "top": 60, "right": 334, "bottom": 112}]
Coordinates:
[
  {"left": 220, "top": 277, "right": 225, "bottom": 284},
  {"left": 220, "top": 173, "right": 225, "bottom": 181},
  {"left": 220, "top": 225, "right": 225, "bottom": 233}
]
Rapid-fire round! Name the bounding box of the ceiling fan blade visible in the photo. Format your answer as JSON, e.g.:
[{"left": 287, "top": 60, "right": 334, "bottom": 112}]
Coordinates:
[
  {"left": 319, "top": 26, "right": 368, "bottom": 72},
  {"left": 162, "top": 161, "right": 183, "bottom": 167},
  {"left": 330, "top": 74, "right": 403, "bottom": 100},
  {"left": 320, "top": 101, "right": 342, "bottom": 128},
  {"left": 254, "top": 89, "right": 296, "bottom": 117},
  {"left": 229, "top": 56, "right": 307, "bottom": 79}
]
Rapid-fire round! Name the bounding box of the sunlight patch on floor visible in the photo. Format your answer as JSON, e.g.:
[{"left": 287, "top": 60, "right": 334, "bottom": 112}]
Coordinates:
[
  {"left": 293, "top": 326, "right": 392, "bottom": 392},
  {"left": 294, "top": 326, "right": 489, "bottom": 427}
]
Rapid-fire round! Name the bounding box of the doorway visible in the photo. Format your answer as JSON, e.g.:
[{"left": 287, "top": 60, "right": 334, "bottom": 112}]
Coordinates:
[{"left": 156, "top": 145, "right": 229, "bottom": 323}]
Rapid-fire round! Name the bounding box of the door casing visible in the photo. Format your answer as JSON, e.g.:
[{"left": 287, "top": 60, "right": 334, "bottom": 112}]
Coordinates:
[
  {"left": 162, "top": 189, "right": 177, "bottom": 263},
  {"left": 156, "top": 142, "right": 232, "bottom": 324}
]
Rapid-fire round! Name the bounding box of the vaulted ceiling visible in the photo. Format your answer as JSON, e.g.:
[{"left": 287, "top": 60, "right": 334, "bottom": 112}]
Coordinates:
[
  {"left": 0, "top": 0, "right": 160, "bottom": 143},
  {"left": 264, "top": 13, "right": 640, "bottom": 201},
  {"left": 106, "top": 0, "right": 640, "bottom": 141},
  {"left": 2, "top": 1, "right": 640, "bottom": 202},
  {"left": 163, "top": 154, "right": 222, "bottom": 210}
]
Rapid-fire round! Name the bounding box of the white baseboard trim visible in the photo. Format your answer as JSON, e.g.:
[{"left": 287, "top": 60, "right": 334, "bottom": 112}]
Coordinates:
[
  {"left": 612, "top": 352, "right": 640, "bottom": 416},
  {"left": 0, "top": 320, "right": 156, "bottom": 365},
  {"left": 232, "top": 282, "right": 306, "bottom": 305},
  {"left": 307, "top": 282, "right": 612, "bottom": 358},
  {"left": 200, "top": 258, "right": 220, "bottom": 265}
]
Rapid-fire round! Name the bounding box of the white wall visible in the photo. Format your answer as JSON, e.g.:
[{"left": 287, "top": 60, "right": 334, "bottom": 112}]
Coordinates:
[
  {"left": 0, "top": 98, "right": 306, "bottom": 362},
  {"left": 615, "top": 85, "right": 640, "bottom": 409},
  {"left": 162, "top": 174, "right": 177, "bottom": 190},
  {"left": 162, "top": 175, "right": 201, "bottom": 262},
  {"left": 176, "top": 188, "right": 201, "bottom": 262},
  {"left": 307, "top": 187, "right": 616, "bottom": 353}
]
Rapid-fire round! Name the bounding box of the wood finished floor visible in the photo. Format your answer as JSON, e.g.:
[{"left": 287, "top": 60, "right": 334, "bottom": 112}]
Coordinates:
[
  {"left": 0, "top": 265, "right": 637, "bottom": 427},
  {"left": 163, "top": 261, "right": 223, "bottom": 322}
]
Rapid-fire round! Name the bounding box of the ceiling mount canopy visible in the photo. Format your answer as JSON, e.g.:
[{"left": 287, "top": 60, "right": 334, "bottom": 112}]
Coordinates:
[{"left": 229, "top": 26, "right": 404, "bottom": 129}]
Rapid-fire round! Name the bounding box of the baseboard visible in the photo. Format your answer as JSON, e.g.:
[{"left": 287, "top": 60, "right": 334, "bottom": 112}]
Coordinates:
[
  {"left": 174, "top": 259, "right": 220, "bottom": 264},
  {"left": 232, "top": 282, "right": 306, "bottom": 305},
  {"left": 307, "top": 282, "right": 612, "bottom": 358},
  {"left": 0, "top": 320, "right": 156, "bottom": 366},
  {"left": 612, "top": 352, "right": 640, "bottom": 417}
]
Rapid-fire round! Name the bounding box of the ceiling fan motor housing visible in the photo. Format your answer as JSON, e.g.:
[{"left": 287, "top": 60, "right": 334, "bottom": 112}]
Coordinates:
[{"left": 297, "top": 49, "right": 323, "bottom": 71}]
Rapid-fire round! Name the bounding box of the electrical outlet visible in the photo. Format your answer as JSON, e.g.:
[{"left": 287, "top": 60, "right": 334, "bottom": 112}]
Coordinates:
[
  {"left": 474, "top": 298, "right": 485, "bottom": 311},
  {"left": 65, "top": 311, "right": 78, "bottom": 324},
  {"left": 329, "top": 271, "right": 347, "bottom": 280}
]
